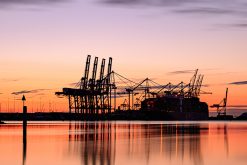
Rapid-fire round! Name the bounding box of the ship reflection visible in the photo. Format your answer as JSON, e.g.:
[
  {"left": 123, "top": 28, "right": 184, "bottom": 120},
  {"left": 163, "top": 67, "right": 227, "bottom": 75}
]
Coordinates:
[{"left": 67, "top": 122, "right": 209, "bottom": 165}]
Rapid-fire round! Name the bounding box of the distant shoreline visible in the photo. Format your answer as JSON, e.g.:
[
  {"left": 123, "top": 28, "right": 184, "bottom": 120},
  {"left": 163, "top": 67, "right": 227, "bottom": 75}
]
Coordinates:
[{"left": 0, "top": 112, "right": 246, "bottom": 121}]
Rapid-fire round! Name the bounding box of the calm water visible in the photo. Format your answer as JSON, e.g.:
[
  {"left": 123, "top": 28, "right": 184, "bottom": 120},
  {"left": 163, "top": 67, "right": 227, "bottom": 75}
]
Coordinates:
[{"left": 0, "top": 121, "right": 247, "bottom": 165}]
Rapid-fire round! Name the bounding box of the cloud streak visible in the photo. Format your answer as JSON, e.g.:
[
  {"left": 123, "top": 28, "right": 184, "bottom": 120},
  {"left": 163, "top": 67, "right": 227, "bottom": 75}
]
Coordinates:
[
  {"left": 11, "top": 89, "right": 50, "bottom": 95},
  {"left": 100, "top": 0, "right": 247, "bottom": 28},
  {"left": 0, "top": 0, "right": 67, "bottom": 4},
  {"left": 175, "top": 7, "right": 234, "bottom": 15},
  {"left": 229, "top": 81, "right": 247, "bottom": 85},
  {"left": 167, "top": 70, "right": 195, "bottom": 75},
  {"left": 0, "top": 0, "right": 70, "bottom": 8},
  {"left": 229, "top": 23, "right": 247, "bottom": 28},
  {"left": 102, "top": 0, "right": 198, "bottom": 6},
  {"left": 0, "top": 78, "right": 21, "bottom": 82}
]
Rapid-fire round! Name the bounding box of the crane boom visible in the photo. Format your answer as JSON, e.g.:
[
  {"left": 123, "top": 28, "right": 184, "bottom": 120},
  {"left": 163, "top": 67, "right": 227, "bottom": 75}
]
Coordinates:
[
  {"left": 196, "top": 75, "right": 204, "bottom": 96},
  {"left": 131, "top": 78, "right": 148, "bottom": 91},
  {"left": 189, "top": 69, "right": 198, "bottom": 96},
  {"left": 91, "top": 57, "right": 98, "bottom": 84},
  {"left": 157, "top": 83, "right": 171, "bottom": 94},
  {"left": 81, "top": 55, "right": 91, "bottom": 89},
  {"left": 224, "top": 88, "right": 228, "bottom": 107},
  {"left": 170, "top": 82, "right": 183, "bottom": 92},
  {"left": 106, "top": 57, "right": 112, "bottom": 84},
  {"left": 99, "top": 59, "right": 106, "bottom": 81}
]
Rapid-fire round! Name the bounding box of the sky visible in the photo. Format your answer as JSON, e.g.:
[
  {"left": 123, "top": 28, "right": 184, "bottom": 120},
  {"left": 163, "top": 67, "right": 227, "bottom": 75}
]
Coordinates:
[{"left": 0, "top": 0, "right": 247, "bottom": 114}]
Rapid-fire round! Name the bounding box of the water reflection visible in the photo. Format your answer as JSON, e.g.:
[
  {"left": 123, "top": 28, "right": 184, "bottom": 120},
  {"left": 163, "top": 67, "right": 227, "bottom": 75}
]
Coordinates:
[
  {"left": 68, "top": 122, "right": 116, "bottom": 165},
  {"left": 216, "top": 123, "right": 229, "bottom": 158},
  {"left": 224, "top": 124, "right": 229, "bottom": 157},
  {"left": 1, "top": 121, "right": 246, "bottom": 165},
  {"left": 66, "top": 122, "right": 208, "bottom": 165}
]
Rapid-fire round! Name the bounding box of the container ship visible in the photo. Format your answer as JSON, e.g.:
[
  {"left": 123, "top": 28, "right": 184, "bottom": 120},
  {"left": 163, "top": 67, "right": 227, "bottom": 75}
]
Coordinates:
[{"left": 140, "top": 96, "right": 209, "bottom": 120}]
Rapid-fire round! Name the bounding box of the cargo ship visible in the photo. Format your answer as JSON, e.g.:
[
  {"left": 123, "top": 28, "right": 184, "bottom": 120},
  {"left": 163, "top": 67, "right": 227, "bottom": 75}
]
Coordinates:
[{"left": 140, "top": 96, "right": 209, "bottom": 120}]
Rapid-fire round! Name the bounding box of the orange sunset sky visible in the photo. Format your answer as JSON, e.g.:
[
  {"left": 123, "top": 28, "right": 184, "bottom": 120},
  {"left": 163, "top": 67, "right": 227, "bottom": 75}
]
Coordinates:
[{"left": 0, "top": 0, "right": 247, "bottom": 114}]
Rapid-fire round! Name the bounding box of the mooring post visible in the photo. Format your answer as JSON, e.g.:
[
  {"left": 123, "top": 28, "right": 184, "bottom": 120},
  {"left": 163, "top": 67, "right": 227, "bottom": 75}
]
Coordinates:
[
  {"left": 22, "top": 95, "right": 27, "bottom": 131},
  {"left": 23, "top": 105, "right": 27, "bottom": 133},
  {"left": 22, "top": 95, "right": 27, "bottom": 165}
]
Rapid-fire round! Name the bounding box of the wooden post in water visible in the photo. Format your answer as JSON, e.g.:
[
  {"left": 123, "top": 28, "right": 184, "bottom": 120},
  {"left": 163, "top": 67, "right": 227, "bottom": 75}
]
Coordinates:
[{"left": 22, "top": 95, "right": 27, "bottom": 165}]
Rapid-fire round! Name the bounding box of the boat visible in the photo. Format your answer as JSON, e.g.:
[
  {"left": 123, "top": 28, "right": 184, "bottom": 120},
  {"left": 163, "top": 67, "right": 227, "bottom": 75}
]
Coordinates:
[{"left": 140, "top": 95, "right": 209, "bottom": 120}]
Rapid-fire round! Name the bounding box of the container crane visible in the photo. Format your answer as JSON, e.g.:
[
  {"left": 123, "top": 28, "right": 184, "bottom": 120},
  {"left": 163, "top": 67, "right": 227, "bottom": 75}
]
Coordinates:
[{"left": 211, "top": 88, "right": 228, "bottom": 116}]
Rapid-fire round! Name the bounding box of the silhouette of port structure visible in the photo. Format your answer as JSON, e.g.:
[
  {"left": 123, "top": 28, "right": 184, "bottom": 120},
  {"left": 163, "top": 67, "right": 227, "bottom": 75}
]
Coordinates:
[
  {"left": 56, "top": 55, "right": 115, "bottom": 114},
  {"left": 55, "top": 55, "right": 210, "bottom": 120}
]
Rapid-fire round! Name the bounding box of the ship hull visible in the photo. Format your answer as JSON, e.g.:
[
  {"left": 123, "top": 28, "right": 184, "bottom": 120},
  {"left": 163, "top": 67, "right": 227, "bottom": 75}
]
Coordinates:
[{"left": 140, "top": 96, "right": 209, "bottom": 120}]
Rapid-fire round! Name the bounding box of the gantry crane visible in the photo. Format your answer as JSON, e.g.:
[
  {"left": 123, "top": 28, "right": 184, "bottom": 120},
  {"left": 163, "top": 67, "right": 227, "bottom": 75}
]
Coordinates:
[
  {"left": 56, "top": 55, "right": 114, "bottom": 114},
  {"left": 211, "top": 88, "right": 228, "bottom": 116}
]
